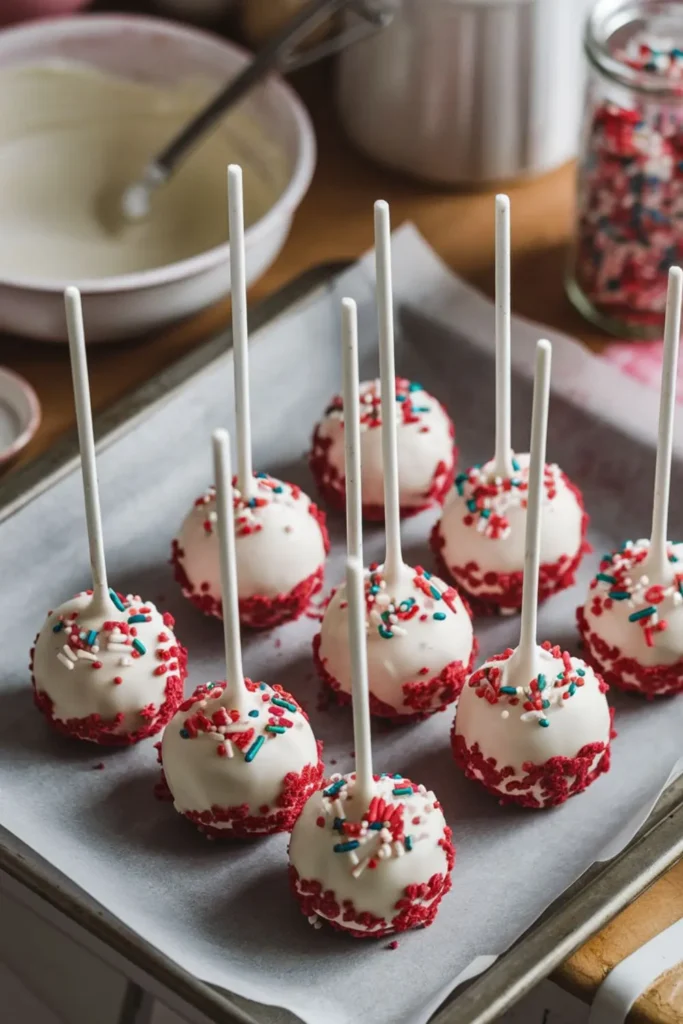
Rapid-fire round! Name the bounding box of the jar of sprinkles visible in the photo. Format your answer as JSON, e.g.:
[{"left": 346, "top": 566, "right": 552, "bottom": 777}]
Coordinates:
[{"left": 568, "top": 0, "right": 683, "bottom": 338}]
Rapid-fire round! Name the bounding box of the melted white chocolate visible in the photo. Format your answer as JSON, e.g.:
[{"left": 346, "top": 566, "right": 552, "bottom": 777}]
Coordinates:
[{"left": 0, "top": 62, "right": 288, "bottom": 280}]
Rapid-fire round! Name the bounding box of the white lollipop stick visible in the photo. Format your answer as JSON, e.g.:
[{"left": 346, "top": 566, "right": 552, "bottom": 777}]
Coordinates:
[
  {"left": 493, "top": 194, "right": 514, "bottom": 479},
  {"left": 375, "top": 200, "right": 403, "bottom": 587},
  {"left": 64, "top": 287, "right": 113, "bottom": 618},
  {"left": 227, "top": 164, "right": 253, "bottom": 500},
  {"left": 644, "top": 266, "right": 683, "bottom": 582},
  {"left": 510, "top": 339, "right": 552, "bottom": 683},
  {"left": 342, "top": 298, "right": 362, "bottom": 563},
  {"left": 213, "top": 429, "right": 247, "bottom": 713},
  {"left": 346, "top": 555, "right": 374, "bottom": 812}
]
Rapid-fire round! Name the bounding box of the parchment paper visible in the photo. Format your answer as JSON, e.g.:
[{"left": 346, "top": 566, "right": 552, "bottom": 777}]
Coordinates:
[{"left": 1, "top": 226, "right": 683, "bottom": 1024}]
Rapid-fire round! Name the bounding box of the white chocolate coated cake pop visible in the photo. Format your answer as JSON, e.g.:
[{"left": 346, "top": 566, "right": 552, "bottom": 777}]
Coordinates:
[
  {"left": 310, "top": 376, "right": 456, "bottom": 520},
  {"left": 31, "top": 289, "right": 186, "bottom": 745},
  {"left": 316, "top": 561, "right": 476, "bottom": 719},
  {"left": 172, "top": 166, "right": 328, "bottom": 629},
  {"left": 290, "top": 554, "right": 453, "bottom": 937},
  {"left": 431, "top": 197, "right": 587, "bottom": 613},
  {"left": 579, "top": 269, "right": 683, "bottom": 698},
  {"left": 162, "top": 431, "right": 322, "bottom": 837},
  {"left": 454, "top": 341, "right": 613, "bottom": 807}
]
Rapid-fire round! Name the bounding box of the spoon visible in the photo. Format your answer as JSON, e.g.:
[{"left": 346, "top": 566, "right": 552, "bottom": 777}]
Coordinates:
[{"left": 110, "top": 0, "right": 394, "bottom": 227}]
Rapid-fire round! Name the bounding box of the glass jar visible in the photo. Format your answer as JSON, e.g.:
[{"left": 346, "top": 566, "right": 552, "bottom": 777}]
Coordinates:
[{"left": 567, "top": 0, "right": 683, "bottom": 339}]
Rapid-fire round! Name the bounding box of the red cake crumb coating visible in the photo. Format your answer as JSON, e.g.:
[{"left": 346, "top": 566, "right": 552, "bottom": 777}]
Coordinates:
[
  {"left": 289, "top": 824, "right": 454, "bottom": 938},
  {"left": 577, "top": 605, "right": 683, "bottom": 699},
  {"left": 30, "top": 609, "right": 188, "bottom": 747},
  {"left": 172, "top": 537, "right": 325, "bottom": 629},
  {"left": 430, "top": 473, "right": 590, "bottom": 614},
  {"left": 313, "top": 631, "right": 478, "bottom": 722}
]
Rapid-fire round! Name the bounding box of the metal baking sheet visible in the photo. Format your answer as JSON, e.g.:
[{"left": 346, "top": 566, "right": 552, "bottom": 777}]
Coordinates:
[{"left": 1, "top": 243, "right": 683, "bottom": 1024}]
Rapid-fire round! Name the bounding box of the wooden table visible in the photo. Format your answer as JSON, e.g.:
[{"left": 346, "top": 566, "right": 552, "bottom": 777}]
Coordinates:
[{"left": 1, "top": 47, "right": 681, "bottom": 1024}]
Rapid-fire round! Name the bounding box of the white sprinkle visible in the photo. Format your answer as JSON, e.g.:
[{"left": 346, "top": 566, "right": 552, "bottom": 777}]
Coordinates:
[
  {"left": 107, "top": 643, "right": 131, "bottom": 653},
  {"left": 119, "top": 657, "right": 132, "bottom": 667},
  {"left": 57, "top": 652, "right": 74, "bottom": 670},
  {"left": 91, "top": 645, "right": 100, "bottom": 654},
  {"left": 63, "top": 645, "right": 78, "bottom": 662},
  {"left": 501, "top": 710, "right": 510, "bottom": 720},
  {"left": 224, "top": 740, "right": 234, "bottom": 758},
  {"left": 77, "top": 650, "right": 98, "bottom": 661}
]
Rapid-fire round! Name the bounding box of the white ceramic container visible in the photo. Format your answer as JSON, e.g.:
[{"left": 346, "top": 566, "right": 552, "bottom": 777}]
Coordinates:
[{"left": 0, "top": 16, "right": 316, "bottom": 343}]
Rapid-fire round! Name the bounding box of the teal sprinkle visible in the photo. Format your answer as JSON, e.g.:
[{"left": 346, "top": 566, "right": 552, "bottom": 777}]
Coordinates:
[
  {"left": 609, "top": 591, "right": 630, "bottom": 601},
  {"left": 248, "top": 710, "right": 259, "bottom": 718},
  {"left": 392, "top": 773, "right": 403, "bottom": 779},
  {"left": 455, "top": 473, "right": 468, "bottom": 496},
  {"left": 86, "top": 630, "right": 97, "bottom": 646},
  {"left": 577, "top": 668, "right": 586, "bottom": 677},
  {"left": 512, "top": 457, "right": 521, "bottom": 471},
  {"left": 266, "top": 725, "right": 285, "bottom": 734},
  {"left": 245, "top": 735, "right": 265, "bottom": 762},
  {"left": 405, "top": 836, "right": 414, "bottom": 851},
  {"left": 180, "top": 728, "right": 189, "bottom": 739},
  {"left": 271, "top": 696, "right": 297, "bottom": 713},
  {"left": 370, "top": 585, "right": 380, "bottom": 595},
  {"left": 596, "top": 573, "right": 617, "bottom": 584},
  {"left": 413, "top": 405, "right": 430, "bottom": 413},
  {"left": 423, "top": 571, "right": 432, "bottom": 580},
  {"left": 500, "top": 686, "right": 517, "bottom": 695},
  {"left": 398, "top": 599, "right": 415, "bottom": 613},
  {"left": 433, "top": 612, "right": 447, "bottom": 621},
  {"left": 557, "top": 673, "right": 564, "bottom": 681},
  {"left": 324, "top": 779, "right": 346, "bottom": 797},
  {"left": 260, "top": 683, "right": 267, "bottom": 690},
  {"left": 128, "top": 614, "right": 147, "bottom": 624},
  {"left": 539, "top": 719, "right": 550, "bottom": 728},
  {"left": 206, "top": 683, "right": 216, "bottom": 690},
  {"left": 273, "top": 486, "right": 283, "bottom": 494},
  {"left": 430, "top": 585, "right": 442, "bottom": 600},
  {"left": 466, "top": 499, "right": 478, "bottom": 513},
  {"left": 602, "top": 553, "right": 614, "bottom": 563},
  {"left": 109, "top": 589, "right": 126, "bottom": 612},
  {"left": 542, "top": 700, "right": 550, "bottom": 709},
  {"left": 670, "top": 553, "right": 679, "bottom": 563},
  {"left": 369, "top": 822, "right": 383, "bottom": 831},
  {"left": 334, "top": 840, "right": 360, "bottom": 853},
  {"left": 256, "top": 472, "right": 267, "bottom": 478},
  {"left": 629, "top": 606, "right": 656, "bottom": 622},
  {"left": 397, "top": 395, "right": 406, "bottom": 402},
  {"left": 379, "top": 626, "right": 394, "bottom": 639},
  {"left": 408, "top": 381, "right": 423, "bottom": 392},
  {"left": 537, "top": 674, "right": 547, "bottom": 691},
  {"left": 248, "top": 498, "right": 257, "bottom": 508},
  {"left": 52, "top": 622, "right": 63, "bottom": 633},
  {"left": 80, "top": 632, "right": 87, "bottom": 641},
  {"left": 333, "top": 817, "right": 345, "bottom": 832},
  {"left": 568, "top": 683, "right": 577, "bottom": 696},
  {"left": 678, "top": 579, "right": 683, "bottom": 598},
  {"left": 392, "top": 786, "right": 413, "bottom": 796},
  {"left": 481, "top": 508, "right": 491, "bottom": 518},
  {"left": 132, "top": 638, "right": 146, "bottom": 655}
]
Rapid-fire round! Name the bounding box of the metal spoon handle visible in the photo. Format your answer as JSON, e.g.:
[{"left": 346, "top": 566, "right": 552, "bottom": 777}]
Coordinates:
[{"left": 155, "top": 0, "right": 348, "bottom": 181}]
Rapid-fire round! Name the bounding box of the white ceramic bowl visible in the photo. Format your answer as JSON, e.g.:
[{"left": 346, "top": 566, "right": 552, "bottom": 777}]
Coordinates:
[{"left": 0, "top": 15, "right": 316, "bottom": 343}]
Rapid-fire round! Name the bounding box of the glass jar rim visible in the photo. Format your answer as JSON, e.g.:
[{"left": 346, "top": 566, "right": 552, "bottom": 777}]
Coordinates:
[{"left": 586, "top": 0, "right": 683, "bottom": 99}]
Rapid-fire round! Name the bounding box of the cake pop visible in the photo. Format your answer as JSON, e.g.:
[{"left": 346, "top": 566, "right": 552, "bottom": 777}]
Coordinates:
[
  {"left": 431, "top": 196, "right": 588, "bottom": 614},
  {"left": 454, "top": 340, "right": 613, "bottom": 808},
  {"left": 172, "top": 165, "right": 329, "bottom": 629},
  {"left": 315, "top": 225, "right": 476, "bottom": 720},
  {"left": 289, "top": 556, "right": 454, "bottom": 937},
  {"left": 30, "top": 289, "right": 187, "bottom": 745},
  {"left": 161, "top": 430, "right": 323, "bottom": 837},
  {"left": 579, "top": 267, "right": 683, "bottom": 699}
]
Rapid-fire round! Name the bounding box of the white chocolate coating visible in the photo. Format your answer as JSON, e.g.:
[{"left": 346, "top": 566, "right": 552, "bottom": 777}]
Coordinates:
[
  {"left": 162, "top": 680, "right": 320, "bottom": 833},
  {"left": 581, "top": 540, "right": 683, "bottom": 692},
  {"left": 317, "top": 563, "right": 475, "bottom": 717},
  {"left": 174, "top": 474, "right": 327, "bottom": 611},
  {"left": 437, "top": 455, "right": 585, "bottom": 604},
  {"left": 455, "top": 645, "right": 611, "bottom": 805},
  {"left": 313, "top": 379, "right": 455, "bottom": 511},
  {"left": 289, "top": 772, "right": 452, "bottom": 935},
  {"left": 32, "top": 591, "right": 183, "bottom": 740}
]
